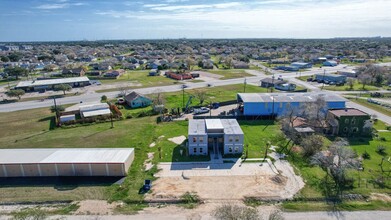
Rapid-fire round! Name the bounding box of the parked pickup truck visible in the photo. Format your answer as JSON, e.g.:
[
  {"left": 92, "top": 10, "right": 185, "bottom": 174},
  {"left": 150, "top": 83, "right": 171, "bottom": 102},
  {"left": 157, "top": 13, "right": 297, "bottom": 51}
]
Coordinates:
[{"left": 193, "top": 107, "right": 210, "bottom": 114}]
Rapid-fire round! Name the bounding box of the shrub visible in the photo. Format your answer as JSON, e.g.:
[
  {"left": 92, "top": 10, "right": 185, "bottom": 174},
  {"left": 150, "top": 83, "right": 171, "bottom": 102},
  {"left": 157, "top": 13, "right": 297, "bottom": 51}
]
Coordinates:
[
  {"left": 180, "top": 192, "right": 200, "bottom": 209},
  {"left": 379, "top": 137, "right": 386, "bottom": 141},
  {"left": 101, "top": 95, "right": 107, "bottom": 102},
  {"left": 212, "top": 204, "right": 262, "bottom": 220},
  {"left": 50, "top": 105, "right": 65, "bottom": 113},
  {"left": 376, "top": 145, "right": 387, "bottom": 155},
  {"left": 362, "top": 151, "right": 371, "bottom": 160}
]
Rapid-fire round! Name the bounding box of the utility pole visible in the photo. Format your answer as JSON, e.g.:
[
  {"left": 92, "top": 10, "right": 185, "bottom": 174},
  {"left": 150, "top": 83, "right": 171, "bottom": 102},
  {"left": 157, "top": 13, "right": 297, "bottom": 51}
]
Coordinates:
[
  {"left": 243, "top": 78, "right": 247, "bottom": 93},
  {"left": 182, "top": 86, "right": 185, "bottom": 108},
  {"left": 321, "top": 69, "right": 326, "bottom": 90},
  {"left": 53, "top": 96, "right": 58, "bottom": 114},
  {"left": 271, "top": 74, "right": 275, "bottom": 93},
  {"left": 110, "top": 113, "right": 114, "bottom": 128}
]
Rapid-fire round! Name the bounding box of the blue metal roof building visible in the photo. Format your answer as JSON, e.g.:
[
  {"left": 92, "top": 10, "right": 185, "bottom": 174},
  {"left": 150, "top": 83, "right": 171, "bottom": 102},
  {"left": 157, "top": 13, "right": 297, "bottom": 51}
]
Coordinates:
[{"left": 237, "top": 93, "right": 346, "bottom": 116}]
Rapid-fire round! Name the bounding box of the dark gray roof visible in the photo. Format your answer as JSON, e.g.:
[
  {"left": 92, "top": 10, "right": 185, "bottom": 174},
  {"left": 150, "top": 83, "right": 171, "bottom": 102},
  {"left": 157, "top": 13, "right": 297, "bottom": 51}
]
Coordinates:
[{"left": 124, "top": 91, "right": 149, "bottom": 102}]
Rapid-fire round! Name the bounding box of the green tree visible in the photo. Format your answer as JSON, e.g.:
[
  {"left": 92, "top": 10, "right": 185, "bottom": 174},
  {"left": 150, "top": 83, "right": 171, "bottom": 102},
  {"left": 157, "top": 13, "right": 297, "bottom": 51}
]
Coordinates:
[
  {"left": 4, "top": 66, "right": 28, "bottom": 80},
  {"left": 0, "top": 56, "right": 9, "bottom": 62},
  {"left": 6, "top": 89, "right": 25, "bottom": 100},
  {"left": 53, "top": 84, "right": 72, "bottom": 95},
  {"left": 7, "top": 52, "right": 22, "bottom": 62}
]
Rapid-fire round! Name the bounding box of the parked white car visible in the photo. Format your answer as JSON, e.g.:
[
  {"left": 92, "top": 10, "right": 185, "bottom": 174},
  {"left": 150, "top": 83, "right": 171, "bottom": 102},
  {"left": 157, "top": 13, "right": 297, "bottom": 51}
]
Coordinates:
[{"left": 194, "top": 107, "right": 210, "bottom": 114}]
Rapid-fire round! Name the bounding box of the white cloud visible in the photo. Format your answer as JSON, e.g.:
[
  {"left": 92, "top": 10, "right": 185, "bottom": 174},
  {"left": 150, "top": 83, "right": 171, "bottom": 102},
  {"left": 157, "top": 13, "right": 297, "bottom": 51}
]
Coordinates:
[
  {"left": 35, "top": 2, "right": 87, "bottom": 10},
  {"left": 148, "top": 2, "right": 242, "bottom": 11},
  {"left": 35, "top": 4, "right": 68, "bottom": 9},
  {"left": 95, "top": 0, "right": 391, "bottom": 38},
  {"left": 143, "top": 4, "right": 169, "bottom": 8}
]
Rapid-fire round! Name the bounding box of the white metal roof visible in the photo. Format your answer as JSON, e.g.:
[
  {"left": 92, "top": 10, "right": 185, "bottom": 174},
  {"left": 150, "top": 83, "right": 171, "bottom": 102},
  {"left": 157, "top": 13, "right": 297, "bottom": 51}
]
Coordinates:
[
  {"left": 0, "top": 148, "right": 134, "bottom": 164},
  {"left": 238, "top": 92, "right": 346, "bottom": 103},
  {"left": 205, "top": 119, "right": 224, "bottom": 130},
  {"left": 82, "top": 109, "right": 111, "bottom": 118},
  {"left": 79, "top": 103, "right": 109, "bottom": 112},
  {"left": 16, "top": 76, "right": 90, "bottom": 88}
]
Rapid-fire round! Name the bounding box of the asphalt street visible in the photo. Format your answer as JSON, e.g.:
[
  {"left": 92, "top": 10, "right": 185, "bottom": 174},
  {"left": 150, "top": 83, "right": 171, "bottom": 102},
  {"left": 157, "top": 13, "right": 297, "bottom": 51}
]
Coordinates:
[{"left": 0, "top": 65, "right": 351, "bottom": 112}]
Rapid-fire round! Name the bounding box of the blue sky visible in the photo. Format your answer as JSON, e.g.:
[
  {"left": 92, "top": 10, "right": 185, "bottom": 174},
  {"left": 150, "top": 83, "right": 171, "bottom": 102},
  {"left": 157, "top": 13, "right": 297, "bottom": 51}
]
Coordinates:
[{"left": 0, "top": 0, "right": 390, "bottom": 42}]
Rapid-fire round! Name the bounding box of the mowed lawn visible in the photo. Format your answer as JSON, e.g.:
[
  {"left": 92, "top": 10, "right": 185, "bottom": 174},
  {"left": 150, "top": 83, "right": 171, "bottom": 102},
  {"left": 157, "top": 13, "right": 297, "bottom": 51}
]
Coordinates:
[
  {"left": 94, "top": 70, "right": 180, "bottom": 87},
  {"left": 164, "top": 84, "right": 269, "bottom": 109},
  {"left": 207, "top": 69, "right": 253, "bottom": 80}
]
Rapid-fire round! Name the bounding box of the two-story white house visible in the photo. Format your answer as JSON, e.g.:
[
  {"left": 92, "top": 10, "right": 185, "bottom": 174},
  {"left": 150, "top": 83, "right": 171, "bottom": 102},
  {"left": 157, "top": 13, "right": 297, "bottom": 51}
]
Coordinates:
[{"left": 188, "top": 119, "right": 244, "bottom": 156}]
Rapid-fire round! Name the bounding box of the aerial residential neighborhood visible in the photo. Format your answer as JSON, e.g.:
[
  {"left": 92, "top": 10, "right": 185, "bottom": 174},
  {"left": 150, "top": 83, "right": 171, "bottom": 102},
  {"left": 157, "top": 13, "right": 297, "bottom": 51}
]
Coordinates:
[{"left": 1, "top": 0, "right": 391, "bottom": 220}]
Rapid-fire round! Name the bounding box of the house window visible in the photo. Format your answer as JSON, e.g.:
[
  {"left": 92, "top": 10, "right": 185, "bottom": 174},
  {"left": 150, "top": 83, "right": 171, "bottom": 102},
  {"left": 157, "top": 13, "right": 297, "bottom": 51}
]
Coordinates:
[
  {"left": 235, "top": 147, "right": 239, "bottom": 153},
  {"left": 351, "top": 119, "right": 356, "bottom": 125},
  {"left": 343, "top": 127, "right": 348, "bottom": 133},
  {"left": 345, "top": 119, "right": 349, "bottom": 124},
  {"left": 199, "top": 137, "right": 204, "bottom": 143},
  {"left": 229, "top": 136, "right": 233, "bottom": 142},
  {"left": 229, "top": 147, "right": 233, "bottom": 153},
  {"left": 193, "top": 148, "right": 197, "bottom": 153},
  {"left": 193, "top": 137, "right": 197, "bottom": 143},
  {"left": 352, "top": 127, "right": 359, "bottom": 133},
  {"left": 235, "top": 136, "right": 240, "bottom": 142},
  {"left": 200, "top": 148, "right": 203, "bottom": 153},
  {"left": 132, "top": 102, "right": 135, "bottom": 105}
]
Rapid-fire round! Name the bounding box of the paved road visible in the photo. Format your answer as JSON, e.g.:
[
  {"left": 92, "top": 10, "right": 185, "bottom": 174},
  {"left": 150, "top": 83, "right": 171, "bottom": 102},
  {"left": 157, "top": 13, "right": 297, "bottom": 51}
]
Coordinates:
[
  {"left": 18, "top": 211, "right": 390, "bottom": 220},
  {"left": 0, "top": 65, "right": 352, "bottom": 112}
]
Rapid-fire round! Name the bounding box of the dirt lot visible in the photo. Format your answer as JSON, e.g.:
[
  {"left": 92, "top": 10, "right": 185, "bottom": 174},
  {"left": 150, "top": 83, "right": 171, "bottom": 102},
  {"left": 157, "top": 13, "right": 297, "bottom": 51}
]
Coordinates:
[{"left": 146, "top": 156, "right": 304, "bottom": 201}]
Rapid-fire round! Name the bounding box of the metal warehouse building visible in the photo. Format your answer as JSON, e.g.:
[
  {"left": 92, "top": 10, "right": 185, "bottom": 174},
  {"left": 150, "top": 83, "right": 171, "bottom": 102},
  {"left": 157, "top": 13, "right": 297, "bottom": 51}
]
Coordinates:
[
  {"left": 15, "top": 76, "right": 90, "bottom": 92},
  {"left": 237, "top": 92, "right": 346, "bottom": 116},
  {"left": 0, "top": 148, "right": 134, "bottom": 177}
]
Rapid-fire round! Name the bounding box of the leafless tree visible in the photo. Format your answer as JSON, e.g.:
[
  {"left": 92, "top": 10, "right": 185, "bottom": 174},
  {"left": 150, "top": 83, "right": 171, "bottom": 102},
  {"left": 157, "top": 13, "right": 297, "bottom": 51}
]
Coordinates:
[
  {"left": 358, "top": 74, "right": 371, "bottom": 90},
  {"left": 194, "top": 89, "right": 207, "bottom": 105},
  {"left": 311, "top": 138, "right": 360, "bottom": 198},
  {"left": 119, "top": 86, "right": 131, "bottom": 97},
  {"left": 300, "top": 134, "right": 324, "bottom": 157},
  {"left": 347, "top": 78, "right": 355, "bottom": 90}
]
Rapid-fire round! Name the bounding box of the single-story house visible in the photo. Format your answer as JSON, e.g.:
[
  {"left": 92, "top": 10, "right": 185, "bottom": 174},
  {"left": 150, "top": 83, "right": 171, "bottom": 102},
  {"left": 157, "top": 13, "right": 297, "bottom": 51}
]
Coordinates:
[
  {"left": 337, "top": 70, "right": 357, "bottom": 78},
  {"left": 188, "top": 119, "right": 244, "bottom": 156},
  {"left": 124, "top": 91, "right": 152, "bottom": 108},
  {"left": 149, "top": 69, "right": 159, "bottom": 76},
  {"left": 275, "top": 66, "right": 300, "bottom": 71},
  {"left": 275, "top": 83, "right": 296, "bottom": 91},
  {"left": 233, "top": 61, "right": 249, "bottom": 69},
  {"left": 323, "top": 60, "right": 338, "bottom": 67},
  {"left": 327, "top": 108, "right": 371, "bottom": 136},
  {"left": 291, "top": 62, "right": 312, "bottom": 69},
  {"left": 62, "top": 68, "right": 85, "bottom": 76}
]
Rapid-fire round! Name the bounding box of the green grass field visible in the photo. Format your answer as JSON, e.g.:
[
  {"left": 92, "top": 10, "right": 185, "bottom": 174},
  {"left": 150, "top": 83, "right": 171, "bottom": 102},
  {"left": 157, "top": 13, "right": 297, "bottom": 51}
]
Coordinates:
[
  {"left": 324, "top": 79, "right": 380, "bottom": 91},
  {"left": 207, "top": 69, "right": 253, "bottom": 79},
  {"left": 347, "top": 98, "right": 391, "bottom": 117},
  {"left": 92, "top": 70, "right": 180, "bottom": 87},
  {"left": 0, "top": 103, "right": 281, "bottom": 203}
]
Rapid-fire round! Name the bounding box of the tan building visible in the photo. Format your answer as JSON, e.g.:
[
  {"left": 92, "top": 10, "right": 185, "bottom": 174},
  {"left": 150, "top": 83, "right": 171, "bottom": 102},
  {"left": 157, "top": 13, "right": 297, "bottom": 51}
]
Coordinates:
[{"left": 0, "top": 148, "right": 134, "bottom": 177}]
